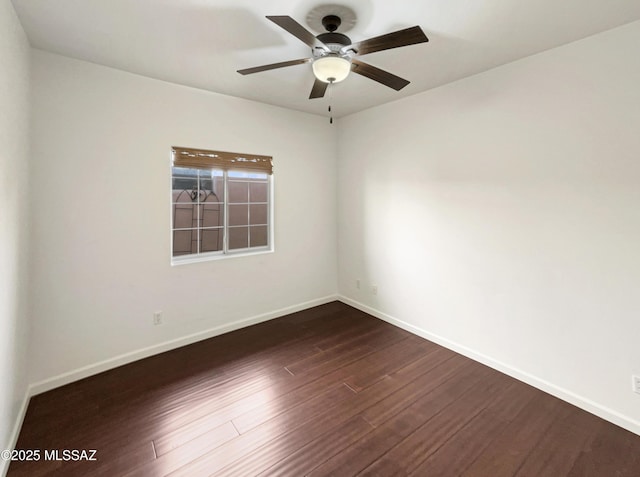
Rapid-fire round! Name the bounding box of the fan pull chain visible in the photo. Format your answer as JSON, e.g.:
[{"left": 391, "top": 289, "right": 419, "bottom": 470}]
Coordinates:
[{"left": 328, "top": 80, "right": 334, "bottom": 124}]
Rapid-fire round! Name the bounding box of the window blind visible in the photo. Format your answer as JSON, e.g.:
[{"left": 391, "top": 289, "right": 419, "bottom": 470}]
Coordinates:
[{"left": 172, "top": 146, "right": 273, "bottom": 174}]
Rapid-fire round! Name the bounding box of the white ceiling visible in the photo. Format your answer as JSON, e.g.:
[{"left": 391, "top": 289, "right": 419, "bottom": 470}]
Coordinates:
[{"left": 11, "top": 0, "right": 640, "bottom": 118}]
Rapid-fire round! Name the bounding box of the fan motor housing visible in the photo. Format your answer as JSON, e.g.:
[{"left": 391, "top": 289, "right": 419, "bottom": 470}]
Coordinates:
[
  {"left": 313, "top": 14, "right": 352, "bottom": 58},
  {"left": 317, "top": 32, "right": 351, "bottom": 48}
]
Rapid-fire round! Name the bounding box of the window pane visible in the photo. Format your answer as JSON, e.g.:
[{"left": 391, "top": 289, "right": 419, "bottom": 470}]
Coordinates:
[
  {"left": 202, "top": 190, "right": 223, "bottom": 204},
  {"left": 173, "top": 189, "right": 196, "bottom": 203},
  {"left": 229, "top": 226, "right": 248, "bottom": 249},
  {"left": 173, "top": 230, "right": 195, "bottom": 256},
  {"left": 228, "top": 181, "right": 248, "bottom": 203},
  {"left": 199, "top": 174, "right": 213, "bottom": 193},
  {"left": 249, "top": 182, "right": 268, "bottom": 202},
  {"left": 200, "top": 228, "right": 223, "bottom": 252},
  {"left": 229, "top": 204, "right": 248, "bottom": 226},
  {"left": 173, "top": 167, "right": 198, "bottom": 176},
  {"left": 202, "top": 203, "right": 223, "bottom": 228},
  {"left": 229, "top": 171, "right": 267, "bottom": 179},
  {"left": 173, "top": 203, "right": 196, "bottom": 229},
  {"left": 249, "top": 204, "right": 267, "bottom": 225},
  {"left": 202, "top": 189, "right": 223, "bottom": 204},
  {"left": 250, "top": 225, "right": 268, "bottom": 247},
  {"left": 172, "top": 168, "right": 197, "bottom": 201}
]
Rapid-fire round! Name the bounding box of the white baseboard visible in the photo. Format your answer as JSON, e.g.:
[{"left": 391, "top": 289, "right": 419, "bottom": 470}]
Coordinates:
[
  {"left": 338, "top": 295, "right": 640, "bottom": 437},
  {"left": 29, "top": 295, "right": 339, "bottom": 396},
  {"left": 2, "top": 389, "right": 31, "bottom": 477}
]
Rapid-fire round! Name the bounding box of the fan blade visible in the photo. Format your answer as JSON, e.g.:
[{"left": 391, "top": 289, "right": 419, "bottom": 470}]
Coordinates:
[
  {"left": 346, "top": 26, "right": 428, "bottom": 56},
  {"left": 309, "top": 79, "right": 329, "bottom": 99},
  {"left": 267, "top": 16, "right": 329, "bottom": 51},
  {"left": 237, "top": 58, "right": 312, "bottom": 75},
  {"left": 351, "top": 59, "right": 410, "bottom": 91}
]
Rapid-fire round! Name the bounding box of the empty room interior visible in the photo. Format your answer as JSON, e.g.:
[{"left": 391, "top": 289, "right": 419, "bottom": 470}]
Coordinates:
[{"left": 2, "top": 0, "right": 640, "bottom": 475}]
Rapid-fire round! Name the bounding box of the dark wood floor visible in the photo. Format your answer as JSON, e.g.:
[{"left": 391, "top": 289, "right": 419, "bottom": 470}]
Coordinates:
[{"left": 9, "top": 302, "right": 640, "bottom": 476}]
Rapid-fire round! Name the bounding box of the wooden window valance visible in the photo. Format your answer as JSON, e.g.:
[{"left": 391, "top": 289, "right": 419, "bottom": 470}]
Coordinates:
[{"left": 172, "top": 146, "right": 273, "bottom": 174}]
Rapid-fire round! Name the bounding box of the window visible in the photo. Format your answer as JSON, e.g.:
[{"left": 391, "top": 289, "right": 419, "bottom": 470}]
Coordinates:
[{"left": 171, "top": 146, "right": 273, "bottom": 263}]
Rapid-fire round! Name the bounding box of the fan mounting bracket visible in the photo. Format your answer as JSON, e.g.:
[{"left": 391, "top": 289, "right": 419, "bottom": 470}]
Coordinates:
[{"left": 306, "top": 4, "right": 357, "bottom": 33}]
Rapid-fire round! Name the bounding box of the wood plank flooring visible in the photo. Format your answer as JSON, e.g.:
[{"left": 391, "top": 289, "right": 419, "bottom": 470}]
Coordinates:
[{"left": 8, "top": 301, "right": 640, "bottom": 476}]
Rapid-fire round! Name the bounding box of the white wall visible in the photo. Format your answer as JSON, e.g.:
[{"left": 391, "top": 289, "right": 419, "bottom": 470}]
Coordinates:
[
  {"left": 338, "top": 20, "right": 640, "bottom": 433},
  {"left": 0, "top": 0, "right": 31, "bottom": 468},
  {"left": 29, "top": 50, "right": 338, "bottom": 386}
]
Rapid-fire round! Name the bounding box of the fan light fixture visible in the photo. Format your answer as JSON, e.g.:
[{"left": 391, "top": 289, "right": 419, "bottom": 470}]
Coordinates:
[{"left": 312, "top": 55, "right": 351, "bottom": 83}]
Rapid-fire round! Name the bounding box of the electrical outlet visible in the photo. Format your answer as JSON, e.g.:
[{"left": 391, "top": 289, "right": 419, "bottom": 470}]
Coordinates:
[
  {"left": 356, "top": 279, "right": 361, "bottom": 289},
  {"left": 153, "top": 311, "right": 163, "bottom": 326},
  {"left": 372, "top": 285, "right": 378, "bottom": 295},
  {"left": 633, "top": 375, "right": 640, "bottom": 394}
]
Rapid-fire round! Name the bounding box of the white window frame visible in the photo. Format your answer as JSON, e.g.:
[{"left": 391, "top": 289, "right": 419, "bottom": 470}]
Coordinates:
[{"left": 170, "top": 167, "right": 274, "bottom": 266}]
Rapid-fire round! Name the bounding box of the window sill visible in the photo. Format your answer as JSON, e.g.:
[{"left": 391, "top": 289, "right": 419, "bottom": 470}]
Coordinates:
[{"left": 170, "top": 247, "right": 274, "bottom": 266}]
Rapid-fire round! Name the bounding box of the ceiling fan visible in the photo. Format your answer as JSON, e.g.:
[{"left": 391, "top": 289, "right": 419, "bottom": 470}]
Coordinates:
[{"left": 237, "top": 13, "right": 429, "bottom": 99}]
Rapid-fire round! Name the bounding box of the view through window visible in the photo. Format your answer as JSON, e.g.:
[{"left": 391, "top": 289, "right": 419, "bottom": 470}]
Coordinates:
[{"left": 171, "top": 147, "right": 272, "bottom": 262}]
